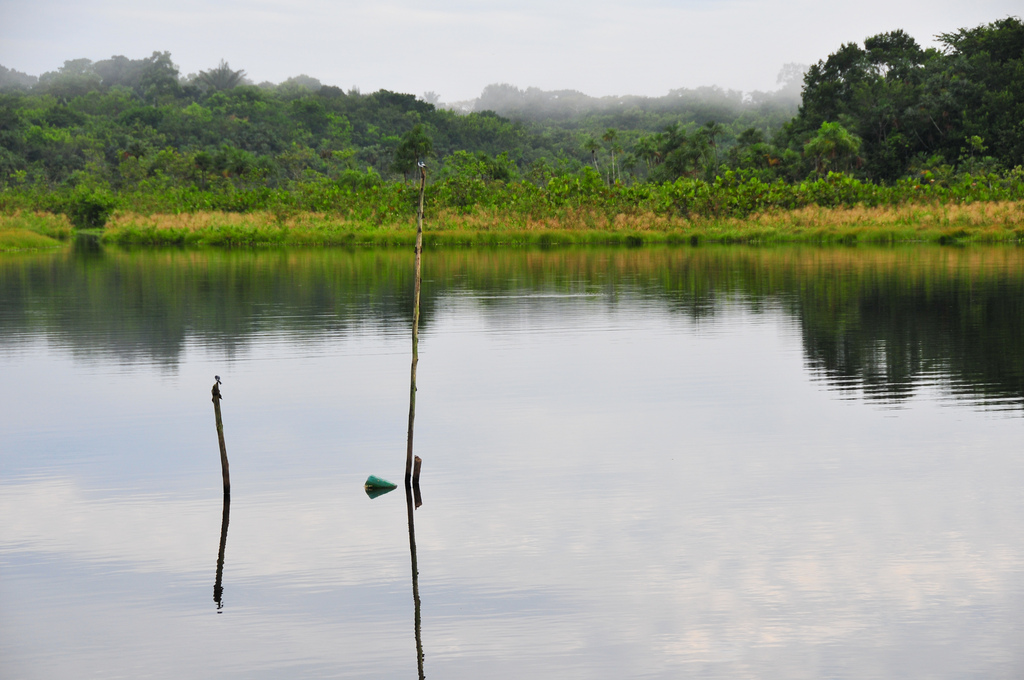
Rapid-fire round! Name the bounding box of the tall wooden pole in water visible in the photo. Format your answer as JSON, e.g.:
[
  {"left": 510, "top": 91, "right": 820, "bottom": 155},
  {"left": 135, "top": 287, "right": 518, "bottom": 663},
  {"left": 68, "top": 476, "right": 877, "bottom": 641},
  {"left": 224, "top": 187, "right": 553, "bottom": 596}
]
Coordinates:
[
  {"left": 212, "top": 382, "right": 230, "bottom": 495},
  {"left": 405, "top": 163, "right": 426, "bottom": 486},
  {"left": 405, "top": 162, "right": 427, "bottom": 679}
]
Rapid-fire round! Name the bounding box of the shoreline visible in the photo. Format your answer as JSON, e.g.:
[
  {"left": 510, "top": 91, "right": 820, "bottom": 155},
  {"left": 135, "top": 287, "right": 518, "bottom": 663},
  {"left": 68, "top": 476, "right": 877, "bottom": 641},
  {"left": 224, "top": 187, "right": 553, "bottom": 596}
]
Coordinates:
[{"left": 3, "top": 201, "right": 1024, "bottom": 250}]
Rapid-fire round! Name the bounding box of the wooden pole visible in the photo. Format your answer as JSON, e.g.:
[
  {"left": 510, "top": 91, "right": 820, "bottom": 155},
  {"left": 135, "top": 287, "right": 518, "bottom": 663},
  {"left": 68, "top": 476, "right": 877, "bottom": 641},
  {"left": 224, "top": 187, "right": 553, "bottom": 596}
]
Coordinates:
[
  {"left": 405, "top": 470, "right": 425, "bottom": 679},
  {"left": 212, "top": 382, "right": 230, "bottom": 495},
  {"left": 406, "top": 169, "right": 428, "bottom": 677},
  {"left": 405, "top": 164, "right": 426, "bottom": 486}
]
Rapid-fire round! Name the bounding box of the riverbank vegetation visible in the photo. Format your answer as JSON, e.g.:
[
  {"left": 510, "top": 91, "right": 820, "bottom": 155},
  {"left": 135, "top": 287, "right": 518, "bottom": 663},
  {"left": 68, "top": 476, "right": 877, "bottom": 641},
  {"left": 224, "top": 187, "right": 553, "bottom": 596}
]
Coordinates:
[
  {"left": 98, "top": 199, "right": 1024, "bottom": 247},
  {"left": 0, "top": 211, "right": 71, "bottom": 250},
  {"left": 1, "top": 17, "right": 1022, "bottom": 247}
]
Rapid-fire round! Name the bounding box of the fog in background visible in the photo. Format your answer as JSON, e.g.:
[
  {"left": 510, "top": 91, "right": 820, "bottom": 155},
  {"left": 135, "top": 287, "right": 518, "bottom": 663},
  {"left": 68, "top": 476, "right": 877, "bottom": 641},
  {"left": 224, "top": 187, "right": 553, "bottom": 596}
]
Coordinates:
[{"left": 0, "top": 0, "right": 1020, "bottom": 103}]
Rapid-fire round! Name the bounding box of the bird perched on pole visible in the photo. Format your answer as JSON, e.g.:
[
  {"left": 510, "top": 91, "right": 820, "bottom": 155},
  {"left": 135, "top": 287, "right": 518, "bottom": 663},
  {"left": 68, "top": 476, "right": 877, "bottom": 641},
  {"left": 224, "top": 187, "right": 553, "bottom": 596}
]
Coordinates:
[{"left": 215, "top": 375, "right": 222, "bottom": 385}]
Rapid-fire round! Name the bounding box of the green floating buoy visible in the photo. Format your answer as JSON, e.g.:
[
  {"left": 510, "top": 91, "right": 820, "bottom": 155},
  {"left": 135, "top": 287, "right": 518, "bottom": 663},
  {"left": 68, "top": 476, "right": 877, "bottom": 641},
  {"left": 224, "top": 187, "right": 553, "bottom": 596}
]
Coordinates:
[
  {"left": 364, "top": 475, "right": 397, "bottom": 499},
  {"left": 365, "top": 475, "right": 397, "bottom": 489}
]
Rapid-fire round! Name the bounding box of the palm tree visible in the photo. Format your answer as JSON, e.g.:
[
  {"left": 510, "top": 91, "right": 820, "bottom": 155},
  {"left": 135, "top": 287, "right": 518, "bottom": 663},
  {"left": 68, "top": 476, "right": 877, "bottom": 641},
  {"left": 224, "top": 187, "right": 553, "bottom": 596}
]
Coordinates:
[
  {"left": 702, "top": 120, "right": 725, "bottom": 172},
  {"left": 581, "top": 134, "right": 601, "bottom": 171},
  {"left": 634, "top": 134, "right": 662, "bottom": 172},
  {"left": 602, "top": 128, "right": 618, "bottom": 184},
  {"left": 196, "top": 60, "right": 246, "bottom": 92}
]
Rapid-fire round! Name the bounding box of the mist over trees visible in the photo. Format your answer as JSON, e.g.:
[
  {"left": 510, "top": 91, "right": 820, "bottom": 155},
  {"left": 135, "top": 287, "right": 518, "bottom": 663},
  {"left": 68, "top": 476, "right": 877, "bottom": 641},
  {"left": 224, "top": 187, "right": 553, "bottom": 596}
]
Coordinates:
[
  {"left": 0, "top": 16, "right": 1021, "bottom": 198},
  {"left": 0, "top": 65, "right": 37, "bottom": 90},
  {"left": 469, "top": 77, "right": 802, "bottom": 125}
]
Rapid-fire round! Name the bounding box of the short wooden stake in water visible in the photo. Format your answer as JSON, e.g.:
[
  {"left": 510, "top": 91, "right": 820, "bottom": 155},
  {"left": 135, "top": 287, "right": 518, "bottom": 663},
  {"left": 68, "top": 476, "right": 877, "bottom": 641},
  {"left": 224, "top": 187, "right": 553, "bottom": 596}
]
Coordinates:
[
  {"left": 413, "top": 455, "right": 423, "bottom": 508},
  {"left": 212, "top": 382, "right": 231, "bottom": 495}
]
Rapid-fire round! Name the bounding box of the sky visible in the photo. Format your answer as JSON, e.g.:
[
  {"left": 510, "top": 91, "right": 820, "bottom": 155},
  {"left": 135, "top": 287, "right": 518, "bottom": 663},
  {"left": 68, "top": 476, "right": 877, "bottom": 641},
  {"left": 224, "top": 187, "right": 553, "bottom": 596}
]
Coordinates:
[{"left": 0, "top": 0, "right": 1020, "bottom": 102}]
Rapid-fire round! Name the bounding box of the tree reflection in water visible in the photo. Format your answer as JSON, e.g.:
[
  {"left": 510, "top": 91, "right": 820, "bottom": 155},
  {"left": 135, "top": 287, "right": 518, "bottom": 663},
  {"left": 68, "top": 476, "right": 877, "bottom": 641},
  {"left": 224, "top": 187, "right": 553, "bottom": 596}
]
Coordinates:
[{"left": 3, "top": 246, "right": 1022, "bottom": 410}]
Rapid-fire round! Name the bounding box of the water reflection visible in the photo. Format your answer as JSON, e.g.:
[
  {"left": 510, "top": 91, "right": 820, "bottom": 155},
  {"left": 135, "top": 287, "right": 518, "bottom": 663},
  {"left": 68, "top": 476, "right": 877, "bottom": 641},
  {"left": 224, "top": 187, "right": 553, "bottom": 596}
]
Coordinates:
[
  {"left": 213, "top": 493, "right": 230, "bottom": 612},
  {"left": 72, "top": 231, "right": 103, "bottom": 256},
  {"left": 2, "top": 244, "right": 1023, "bottom": 679},
  {"left": 1, "top": 246, "right": 1021, "bottom": 411},
  {"left": 364, "top": 485, "right": 397, "bottom": 500},
  {"left": 211, "top": 378, "right": 232, "bottom": 611},
  {"left": 406, "top": 477, "right": 425, "bottom": 680}
]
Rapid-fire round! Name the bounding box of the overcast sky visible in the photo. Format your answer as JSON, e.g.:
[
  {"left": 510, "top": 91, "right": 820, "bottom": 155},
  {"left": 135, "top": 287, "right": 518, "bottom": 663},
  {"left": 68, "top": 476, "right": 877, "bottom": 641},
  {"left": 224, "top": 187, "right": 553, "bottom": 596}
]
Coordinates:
[{"left": 0, "top": 0, "right": 1020, "bottom": 102}]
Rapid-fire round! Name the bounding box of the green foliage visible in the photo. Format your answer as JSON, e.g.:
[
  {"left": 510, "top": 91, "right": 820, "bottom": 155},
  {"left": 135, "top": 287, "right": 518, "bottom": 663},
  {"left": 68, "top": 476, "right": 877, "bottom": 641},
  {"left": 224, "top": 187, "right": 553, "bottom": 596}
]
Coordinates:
[
  {"left": 0, "top": 15, "right": 1021, "bottom": 212},
  {"left": 195, "top": 60, "right": 247, "bottom": 92},
  {"left": 390, "top": 124, "right": 433, "bottom": 176},
  {"left": 0, "top": 211, "right": 72, "bottom": 250},
  {"left": 803, "top": 122, "right": 862, "bottom": 174},
  {"left": 62, "top": 186, "right": 116, "bottom": 229},
  {"left": 781, "top": 18, "right": 1024, "bottom": 181}
]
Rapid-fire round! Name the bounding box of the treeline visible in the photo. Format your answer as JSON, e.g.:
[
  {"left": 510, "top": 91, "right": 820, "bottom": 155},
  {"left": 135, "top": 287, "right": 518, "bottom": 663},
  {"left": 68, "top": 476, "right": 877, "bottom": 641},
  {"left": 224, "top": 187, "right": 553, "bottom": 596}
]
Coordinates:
[
  {"left": 0, "top": 55, "right": 543, "bottom": 189},
  {"left": 779, "top": 18, "right": 1024, "bottom": 181},
  {"left": 0, "top": 16, "right": 1022, "bottom": 220}
]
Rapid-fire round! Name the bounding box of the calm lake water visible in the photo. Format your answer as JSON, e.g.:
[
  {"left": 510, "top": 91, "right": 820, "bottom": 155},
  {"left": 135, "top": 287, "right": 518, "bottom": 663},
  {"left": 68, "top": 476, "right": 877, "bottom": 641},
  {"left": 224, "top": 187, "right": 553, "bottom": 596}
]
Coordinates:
[{"left": 2, "top": 244, "right": 1023, "bottom": 679}]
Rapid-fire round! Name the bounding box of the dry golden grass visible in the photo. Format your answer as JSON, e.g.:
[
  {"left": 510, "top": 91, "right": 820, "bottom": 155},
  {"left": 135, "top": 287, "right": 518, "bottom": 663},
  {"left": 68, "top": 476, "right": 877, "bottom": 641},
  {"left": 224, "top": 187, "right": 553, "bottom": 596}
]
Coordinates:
[
  {"left": 98, "top": 201, "right": 1024, "bottom": 246},
  {"left": 426, "top": 201, "right": 1024, "bottom": 237},
  {"left": 427, "top": 207, "right": 691, "bottom": 233},
  {"left": 736, "top": 201, "right": 1024, "bottom": 231},
  {"left": 106, "top": 211, "right": 282, "bottom": 231}
]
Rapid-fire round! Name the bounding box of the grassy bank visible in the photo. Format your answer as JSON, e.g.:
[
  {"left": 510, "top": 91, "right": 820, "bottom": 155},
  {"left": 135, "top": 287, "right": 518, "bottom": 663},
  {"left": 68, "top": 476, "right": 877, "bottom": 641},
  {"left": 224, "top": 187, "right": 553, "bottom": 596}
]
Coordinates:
[
  {"left": 0, "top": 212, "right": 73, "bottom": 251},
  {"left": 96, "top": 201, "right": 1024, "bottom": 247}
]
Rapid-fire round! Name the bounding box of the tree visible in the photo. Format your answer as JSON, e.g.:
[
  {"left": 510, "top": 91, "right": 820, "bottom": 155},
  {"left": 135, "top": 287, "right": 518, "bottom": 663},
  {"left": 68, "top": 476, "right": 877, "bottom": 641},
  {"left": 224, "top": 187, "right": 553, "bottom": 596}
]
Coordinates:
[
  {"left": 804, "top": 121, "right": 861, "bottom": 174},
  {"left": 93, "top": 55, "right": 139, "bottom": 89},
  {"left": 633, "top": 134, "right": 662, "bottom": 171},
  {"left": 391, "top": 123, "right": 433, "bottom": 178},
  {"left": 864, "top": 29, "right": 925, "bottom": 79},
  {"left": 581, "top": 134, "right": 601, "bottom": 171},
  {"left": 652, "top": 122, "right": 702, "bottom": 181},
  {"left": 137, "top": 52, "right": 181, "bottom": 103},
  {"left": 282, "top": 74, "right": 322, "bottom": 91},
  {"left": 196, "top": 61, "right": 246, "bottom": 92},
  {"left": 700, "top": 120, "right": 725, "bottom": 176},
  {"left": 194, "top": 150, "right": 214, "bottom": 188},
  {"left": 936, "top": 17, "right": 1024, "bottom": 170},
  {"left": 782, "top": 29, "right": 938, "bottom": 180},
  {"left": 601, "top": 128, "right": 618, "bottom": 184},
  {"left": 36, "top": 59, "right": 101, "bottom": 101},
  {"left": 0, "top": 65, "right": 37, "bottom": 90}
]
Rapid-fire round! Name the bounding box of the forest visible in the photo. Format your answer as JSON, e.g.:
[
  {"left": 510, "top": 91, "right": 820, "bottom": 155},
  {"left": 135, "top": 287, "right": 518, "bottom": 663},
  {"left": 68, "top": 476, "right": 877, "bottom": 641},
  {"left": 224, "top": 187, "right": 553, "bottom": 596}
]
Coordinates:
[{"left": 0, "top": 16, "right": 1022, "bottom": 239}]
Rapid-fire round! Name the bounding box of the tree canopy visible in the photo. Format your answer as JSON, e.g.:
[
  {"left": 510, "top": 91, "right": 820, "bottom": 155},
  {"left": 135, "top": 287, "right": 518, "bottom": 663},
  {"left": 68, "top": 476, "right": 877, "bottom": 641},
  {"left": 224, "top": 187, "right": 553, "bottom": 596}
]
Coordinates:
[{"left": 0, "top": 16, "right": 1021, "bottom": 196}]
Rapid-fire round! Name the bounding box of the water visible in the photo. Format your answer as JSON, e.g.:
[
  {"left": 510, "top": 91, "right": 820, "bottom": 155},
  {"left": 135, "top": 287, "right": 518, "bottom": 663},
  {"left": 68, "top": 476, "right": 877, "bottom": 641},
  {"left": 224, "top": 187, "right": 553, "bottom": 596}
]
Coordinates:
[{"left": 2, "top": 245, "right": 1023, "bottom": 679}]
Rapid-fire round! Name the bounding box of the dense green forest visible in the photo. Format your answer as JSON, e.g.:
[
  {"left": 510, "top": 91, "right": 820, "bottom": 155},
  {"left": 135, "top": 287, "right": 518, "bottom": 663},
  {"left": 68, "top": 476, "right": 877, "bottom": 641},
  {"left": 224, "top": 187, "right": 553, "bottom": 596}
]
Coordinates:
[
  {"left": 0, "top": 16, "right": 1022, "bottom": 230},
  {"left": 0, "top": 55, "right": 800, "bottom": 191}
]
